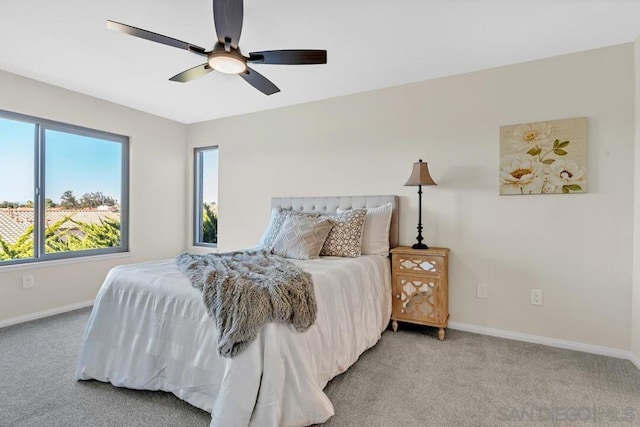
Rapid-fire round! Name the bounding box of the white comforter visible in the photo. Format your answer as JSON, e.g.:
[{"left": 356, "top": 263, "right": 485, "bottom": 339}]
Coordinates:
[{"left": 75, "top": 255, "right": 391, "bottom": 427}]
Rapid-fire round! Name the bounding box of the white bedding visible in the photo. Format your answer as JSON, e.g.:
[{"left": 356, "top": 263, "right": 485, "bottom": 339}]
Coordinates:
[{"left": 75, "top": 255, "right": 391, "bottom": 427}]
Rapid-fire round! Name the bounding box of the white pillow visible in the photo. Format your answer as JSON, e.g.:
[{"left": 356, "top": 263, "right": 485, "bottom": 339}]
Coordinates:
[
  {"left": 257, "top": 207, "right": 291, "bottom": 251},
  {"left": 337, "top": 203, "right": 393, "bottom": 256}
]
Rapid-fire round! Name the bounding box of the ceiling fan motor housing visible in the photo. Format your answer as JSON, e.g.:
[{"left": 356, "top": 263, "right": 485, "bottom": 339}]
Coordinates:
[{"left": 208, "top": 42, "right": 247, "bottom": 74}]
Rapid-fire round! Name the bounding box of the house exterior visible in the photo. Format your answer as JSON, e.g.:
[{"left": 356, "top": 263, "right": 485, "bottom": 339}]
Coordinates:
[{"left": 0, "top": 208, "right": 119, "bottom": 245}]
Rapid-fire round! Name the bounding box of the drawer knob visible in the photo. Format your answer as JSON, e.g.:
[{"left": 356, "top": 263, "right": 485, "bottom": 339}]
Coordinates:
[{"left": 395, "top": 294, "right": 400, "bottom": 299}]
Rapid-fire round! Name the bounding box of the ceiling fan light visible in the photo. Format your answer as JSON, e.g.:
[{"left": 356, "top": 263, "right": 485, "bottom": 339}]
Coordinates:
[{"left": 209, "top": 55, "right": 246, "bottom": 74}]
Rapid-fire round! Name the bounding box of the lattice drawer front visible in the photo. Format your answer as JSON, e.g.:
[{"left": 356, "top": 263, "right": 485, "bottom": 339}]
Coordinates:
[
  {"left": 397, "top": 256, "right": 440, "bottom": 274},
  {"left": 396, "top": 278, "right": 441, "bottom": 321}
]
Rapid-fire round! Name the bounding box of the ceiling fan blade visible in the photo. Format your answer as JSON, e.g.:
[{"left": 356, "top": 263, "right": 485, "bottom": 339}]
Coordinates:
[
  {"left": 107, "top": 20, "right": 207, "bottom": 56},
  {"left": 238, "top": 67, "right": 280, "bottom": 95},
  {"left": 247, "top": 50, "right": 327, "bottom": 65},
  {"left": 169, "top": 64, "right": 213, "bottom": 83},
  {"left": 212, "top": 0, "right": 243, "bottom": 49}
]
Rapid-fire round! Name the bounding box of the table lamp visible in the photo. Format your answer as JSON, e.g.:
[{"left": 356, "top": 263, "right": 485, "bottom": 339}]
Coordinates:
[{"left": 404, "top": 159, "right": 437, "bottom": 249}]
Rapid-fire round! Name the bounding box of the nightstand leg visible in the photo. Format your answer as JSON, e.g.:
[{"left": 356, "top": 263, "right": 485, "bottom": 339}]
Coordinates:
[
  {"left": 438, "top": 328, "right": 446, "bottom": 341},
  {"left": 392, "top": 320, "right": 398, "bottom": 332}
]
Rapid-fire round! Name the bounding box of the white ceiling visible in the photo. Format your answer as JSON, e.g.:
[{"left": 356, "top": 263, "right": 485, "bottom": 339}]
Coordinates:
[{"left": 1, "top": 0, "right": 639, "bottom": 124}]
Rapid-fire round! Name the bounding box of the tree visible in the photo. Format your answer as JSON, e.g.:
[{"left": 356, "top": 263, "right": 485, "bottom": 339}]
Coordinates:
[
  {"left": 43, "top": 215, "right": 77, "bottom": 253},
  {"left": 60, "top": 190, "right": 78, "bottom": 209},
  {"left": 45, "top": 198, "right": 57, "bottom": 208},
  {"left": 202, "top": 203, "right": 217, "bottom": 244},
  {"left": 79, "top": 192, "right": 116, "bottom": 208},
  {"left": 0, "top": 225, "right": 34, "bottom": 260},
  {"left": 72, "top": 217, "right": 120, "bottom": 248},
  {"left": 0, "top": 201, "right": 19, "bottom": 208},
  {"left": 45, "top": 217, "right": 120, "bottom": 252},
  {"left": 0, "top": 216, "right": 122, "bottom": 260}
]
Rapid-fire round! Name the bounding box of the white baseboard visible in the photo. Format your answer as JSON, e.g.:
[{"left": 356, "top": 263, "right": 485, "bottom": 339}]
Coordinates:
[
  {"left": 0, "top": 300, "right": 94, "bottom": 329},
  {"left": 448, "top": 321, "right": 631, "bottom": 360}
]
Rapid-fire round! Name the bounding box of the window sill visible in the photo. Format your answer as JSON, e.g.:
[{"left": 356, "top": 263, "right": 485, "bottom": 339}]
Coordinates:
[{"left": 0, "top": 251, "right": 134, "bottom": 272}]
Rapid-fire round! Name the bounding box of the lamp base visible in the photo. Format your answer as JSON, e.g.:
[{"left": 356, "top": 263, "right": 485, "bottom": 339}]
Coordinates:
[{"left": 411, "top": 242, "right": 429, "bottom": 250}]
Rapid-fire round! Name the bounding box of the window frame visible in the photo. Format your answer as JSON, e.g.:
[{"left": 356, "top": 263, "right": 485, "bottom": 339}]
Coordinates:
[
  {"left": 193, "top": 145, "right": 218, "bottom": 248},
  {"left": 0, "top": 109, "right": 129, "bottom": 266}
]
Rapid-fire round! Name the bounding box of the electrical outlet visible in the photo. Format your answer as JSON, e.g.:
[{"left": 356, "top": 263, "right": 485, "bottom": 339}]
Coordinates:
[
  {"left": 476, "top": 283, "right": 488, "bottom": 299},
  {"left": 530, "top": 289, "right": 543, "bottom": 305},
  {"left": 22, "top": 275, "right": 34, "bottom": 289}
]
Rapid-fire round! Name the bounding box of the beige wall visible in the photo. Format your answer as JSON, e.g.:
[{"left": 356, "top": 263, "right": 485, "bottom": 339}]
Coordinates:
[
  {"left": 632, "top": 37, "right": 640, "bottom": 362},
  {"left": 189, "top": 44, "right": 635, "bottom": 350},
  {"left": 0, "top": 70, "right": 188, "bottom": 323},
  {"left": 1, "top": 43, "right": 635, "bottom": 353}
]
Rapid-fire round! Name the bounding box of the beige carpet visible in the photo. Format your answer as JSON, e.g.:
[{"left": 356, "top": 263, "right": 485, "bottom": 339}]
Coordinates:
[{"left": 1, "top": 308, "right": 639, "bottom": 426}]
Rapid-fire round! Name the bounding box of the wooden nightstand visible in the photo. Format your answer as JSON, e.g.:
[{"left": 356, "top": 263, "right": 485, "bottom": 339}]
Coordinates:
[{"left": 390, "top": 246, "right": 450, "bottom": 340}]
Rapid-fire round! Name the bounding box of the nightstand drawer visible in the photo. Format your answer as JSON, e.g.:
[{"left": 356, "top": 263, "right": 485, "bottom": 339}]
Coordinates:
[{"left": 393, "top": 254, "right": 442, "bottom": 276}]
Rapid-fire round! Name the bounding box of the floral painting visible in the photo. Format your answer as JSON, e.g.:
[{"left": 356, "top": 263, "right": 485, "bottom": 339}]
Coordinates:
[{"left": 499, "top": 117, "right": 587, "bottom": 195}]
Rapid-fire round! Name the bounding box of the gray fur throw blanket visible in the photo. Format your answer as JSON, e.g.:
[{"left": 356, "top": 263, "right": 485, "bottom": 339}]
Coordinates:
[{"left": 175, "top": 250, "right": 317, "bottom": 358}]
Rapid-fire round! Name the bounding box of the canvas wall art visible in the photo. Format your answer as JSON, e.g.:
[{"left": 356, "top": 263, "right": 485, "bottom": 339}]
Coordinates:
[{"left": 499, "top": 117, "right": 587, "bottom": 195}]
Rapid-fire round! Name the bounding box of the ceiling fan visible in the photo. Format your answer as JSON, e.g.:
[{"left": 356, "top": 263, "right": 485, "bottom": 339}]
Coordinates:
[{"left": 107, "top": 0, "right": 327, "bottom": 95}]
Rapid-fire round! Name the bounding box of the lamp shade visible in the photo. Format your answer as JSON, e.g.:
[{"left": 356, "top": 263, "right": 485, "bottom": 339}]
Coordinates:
[{"left": 404, "top": 159, "right": 437, "bottom": 186}]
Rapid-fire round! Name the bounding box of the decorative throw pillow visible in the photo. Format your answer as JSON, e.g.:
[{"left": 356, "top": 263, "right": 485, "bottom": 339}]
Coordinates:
[
  {"left": 272, "top": 215, "right": 333, "bottom": 259},
  {"left": 338, "top": 203, "right": 393, "bottom": 256},
  {"left": 258, "top": 207, "right": 291, "bottom": 251},
  {"left": 319, "top": 208, "right": 366, "bottom": 257}
]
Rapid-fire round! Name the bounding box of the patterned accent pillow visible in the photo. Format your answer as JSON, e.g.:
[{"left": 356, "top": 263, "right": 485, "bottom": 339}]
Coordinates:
[
  {"left": 258, "top": 207, "right": 291, "bottom": 251},
  {"left": 337, "top": 203, "right": 393, "bottom": 256},
  {"left": 272, "top": 215, "right": 333, "bottom": 259},
  {"left": 319, "top": 208, "right": 367, "bottom": 257}
]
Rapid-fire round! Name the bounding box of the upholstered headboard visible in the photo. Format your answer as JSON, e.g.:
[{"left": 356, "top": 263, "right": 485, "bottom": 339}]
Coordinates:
[{"left": 271, "top": 195, "right": 399, "bottom": 248}]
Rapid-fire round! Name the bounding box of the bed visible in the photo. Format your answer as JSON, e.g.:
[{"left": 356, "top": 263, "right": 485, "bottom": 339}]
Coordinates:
[{"left": 75, "top": 195, "right": 399, "bottom": 427}]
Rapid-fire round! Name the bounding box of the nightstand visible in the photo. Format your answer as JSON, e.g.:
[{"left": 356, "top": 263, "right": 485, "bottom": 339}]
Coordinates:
[{"left": 390, "top": 246, "right": 450, "bottom": 340}]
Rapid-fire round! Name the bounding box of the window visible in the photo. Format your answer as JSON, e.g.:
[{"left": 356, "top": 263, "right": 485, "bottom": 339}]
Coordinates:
[
  {"left": 0, "top": 110, "right": 128, "bottom": 266},
  {"left": 194, "top": 146, "right": 218, "bottom": 247}
]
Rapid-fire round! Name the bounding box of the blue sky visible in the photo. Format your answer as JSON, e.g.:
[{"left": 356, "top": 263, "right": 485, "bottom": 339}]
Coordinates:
[
  {"left": 202, "top": 148, "right": 218, "bottom": 204},
  {"left": 1, "top": 116, "right": 218, "bottom": 206},
  {"left": 1, "top": 117, "right": 122, "bottom": 204},
  {"left": 0, "top": 118, "right": 33, "bottom": 202}
]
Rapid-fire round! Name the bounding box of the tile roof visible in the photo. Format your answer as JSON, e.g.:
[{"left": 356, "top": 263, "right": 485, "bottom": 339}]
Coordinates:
[{"left": 0, "top": 208, "right": 119, "bottom": 245}]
